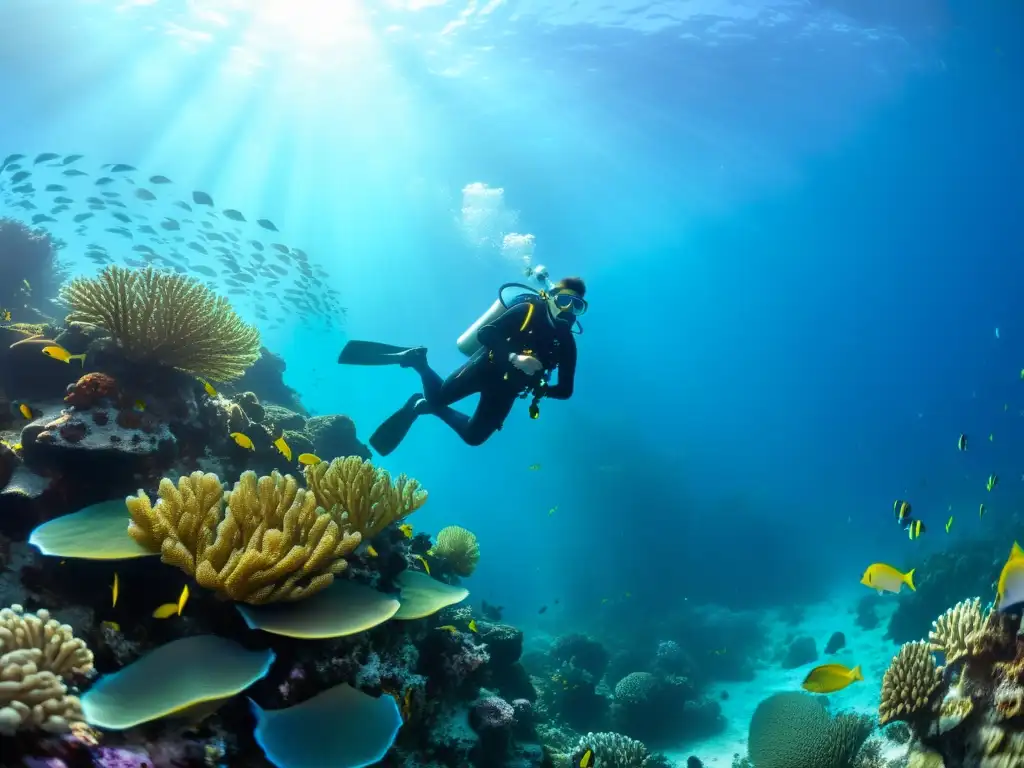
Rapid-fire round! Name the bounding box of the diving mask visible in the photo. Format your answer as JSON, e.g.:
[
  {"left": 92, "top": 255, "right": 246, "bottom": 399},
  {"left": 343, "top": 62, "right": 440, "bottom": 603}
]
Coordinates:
[{"left": 550, "top": 290, "right": 587, "bottom": 316}]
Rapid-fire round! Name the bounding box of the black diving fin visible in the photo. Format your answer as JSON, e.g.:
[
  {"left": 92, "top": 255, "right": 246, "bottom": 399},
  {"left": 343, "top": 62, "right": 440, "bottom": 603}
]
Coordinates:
[
  {"left": 370, "top": 394, "right": 423, "bottom": 456},
  {"left": 338, "top": 340, "right": 418, "bottom": 366}
]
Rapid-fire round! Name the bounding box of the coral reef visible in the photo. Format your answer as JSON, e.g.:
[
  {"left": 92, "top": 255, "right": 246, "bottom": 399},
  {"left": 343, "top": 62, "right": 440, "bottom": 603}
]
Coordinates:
[
  {"left": 126, "top": 470, "right": 363, "bottom": 604},
  {"left": 0, "top": 217, "right": 67, "bottom": 323},
  {"left": 305, "top": 413, "right": 370, "bottom": 461},
  {"left": 574, "top": 730, "right": 660, "bottom": 767},
  {"left": 878, "top": 589, "right": 1024, "bottom": 767},
  {"left": 747, "top": 692, "right": 873, "bottom": 768},
  {"left": 431, "top": 525, "right": 481, "bottom": 577},
  {"left": 60, "top": 265, "right": 261, "bottom": 381}
]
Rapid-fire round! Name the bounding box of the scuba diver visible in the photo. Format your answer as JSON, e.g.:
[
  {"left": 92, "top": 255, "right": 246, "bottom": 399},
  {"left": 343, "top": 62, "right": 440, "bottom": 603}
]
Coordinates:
[{"left": 338, "top": 267, "right": 586, "bottom": 456}]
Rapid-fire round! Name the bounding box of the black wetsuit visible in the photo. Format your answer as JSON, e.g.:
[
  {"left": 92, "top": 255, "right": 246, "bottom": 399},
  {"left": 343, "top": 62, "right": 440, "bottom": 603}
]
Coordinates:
[{"left": 410, "top": 299, "right": 577, "bottom": 446}]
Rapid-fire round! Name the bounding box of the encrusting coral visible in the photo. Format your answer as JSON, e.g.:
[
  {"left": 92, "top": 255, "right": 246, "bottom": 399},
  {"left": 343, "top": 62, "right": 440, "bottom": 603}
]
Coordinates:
[
  {"left": 929, "top": 597, "right": 983, "bottom": 665},
  {"left": 305, "top": 456, "right": 427, "bottom": 542},
  {"left": 432, "top": 525, "right": 481, "bottom": 577},
  {"left": 0, "top": 604, "right": 93, "bottom": 736},
  {"left": 126, "top": 470, "right": 362, "bottom": 604},
  {"left": 60, "top": 265, "right": 261, "bottom": 381}
]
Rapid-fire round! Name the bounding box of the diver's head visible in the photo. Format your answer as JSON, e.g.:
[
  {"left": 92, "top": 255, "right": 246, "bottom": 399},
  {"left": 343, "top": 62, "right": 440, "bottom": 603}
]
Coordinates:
[{"left": 546, "top": 276, "right": 587, "bottom": 321}]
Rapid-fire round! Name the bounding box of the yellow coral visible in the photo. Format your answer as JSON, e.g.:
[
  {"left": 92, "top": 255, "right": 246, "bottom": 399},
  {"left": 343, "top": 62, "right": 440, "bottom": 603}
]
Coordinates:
[
  {"left": 60, "top": 265, "right": 260, "bottom": 381},
  {"left": 879, "top": 641, "right": 943, "bottom": 725},
  {"left": 305, "top": 456, "right": 427, "bottom": 541},
  {"left": 431, "top": 525, "right": 480, "bottom": 577},
  {"left": 0, "top": 605, "right": 92, "bottom": 736},
  {"left": 930, "top": 598, "right": 984, "bottom": 664},
  {"left": 126, "top": 471, "right": 362, "bottom": 604}
]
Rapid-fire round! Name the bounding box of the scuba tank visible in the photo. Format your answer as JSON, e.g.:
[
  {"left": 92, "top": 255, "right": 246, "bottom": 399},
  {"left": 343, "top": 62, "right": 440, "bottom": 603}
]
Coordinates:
[{"left": 455, "top": 264, "right": 581, "bottom": 356}]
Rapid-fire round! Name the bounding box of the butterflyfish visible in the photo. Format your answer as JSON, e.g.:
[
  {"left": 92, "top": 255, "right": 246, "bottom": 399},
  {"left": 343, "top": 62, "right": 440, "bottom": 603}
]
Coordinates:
[
  {"left": 153, "top": 585, "right": 190, "bottom": 618},
  {"left": 41, "top": 344, "right": 86, "bottom": 365},
  {"left": 573, "top": 748, "right": 594, "bottom": 768},
  {"left": 111, "top": 573, "right": 119, "bottom": 607},
  {"left": 230, "top": 432, "right": 255, "bottom": 450},
  {"left": 16, "top": 403, "right": 34, "bottom": 420},
  {"left": 801, "top": 663, "right": 863, "bottom": 694},
  {"left": 860, "top": 563, "right": 915, "bottom": 594},
  {"left": 367, "top": 545, "right": 378, "bottom": 558},
  {"left": 907, "top": 519, "right": 925, "bottom": 540},
  {"left": 297, "top": 453, "right": 321, "bottom": 465},
  {"left": 996, "top": 542, "right": 1024, "bottom": 612},
  {"left": 894, "top": 500, "right": 912, "bottom": 524},
  {"left": 273, "top": 435, "right": 292, "bottom": 462},
  {"left": 398, "top": 524, "right": 413, "bottom": 538}
]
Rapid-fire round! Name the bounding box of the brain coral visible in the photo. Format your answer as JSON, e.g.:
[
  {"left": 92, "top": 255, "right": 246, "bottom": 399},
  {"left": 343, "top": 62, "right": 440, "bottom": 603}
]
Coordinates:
[{"left": 748, "top": 692, "right": 871, "bottom": 768}]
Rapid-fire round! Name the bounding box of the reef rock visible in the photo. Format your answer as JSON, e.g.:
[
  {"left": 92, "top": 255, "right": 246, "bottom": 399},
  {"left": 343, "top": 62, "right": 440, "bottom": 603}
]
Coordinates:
[
  {"left": 235, "top": 346, "right": 306, "bottom": 415},
  {"left": 305, "top": 414, "right": 370, "bottom": 461}
]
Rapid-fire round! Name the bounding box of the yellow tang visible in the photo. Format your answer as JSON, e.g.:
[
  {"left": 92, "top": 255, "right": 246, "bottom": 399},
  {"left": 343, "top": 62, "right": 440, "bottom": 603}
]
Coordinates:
[
  {"left": 153, "top": 585, "right": 190, "bottom": 619},
  {"left": 398, "top": 523, "right": 414, "bottom": 538},
  {"left": 273, "top": 435, "right": 292, "bottom": 462},
  {"left": 41, "top": 345, "right": 86, "bottom": 365},
  {"left": 436, "top": 625, "right": 458, "bottom": 634},
  {"left": 468, "top": 619, "right": 478, "bottom": 633},
  {"left": 995, "top": 542, "right": 1024, "bottom": 610},
  {"left": 17, "top": 403, "right": 33, "bottom": 420},
  {"left": 297, "top": 453, "right": 321, "bottom": 466},
  {"left": 196, "top": 377, "right": 218, "bottom": 397},
  {"left": 230, "top": 432, "right": 255, "bottom": 450},
  {"left": 860, "top": 563, "right": 915, "bottom": 594},
  {"left": 801, "top": 663, "right": 863, "bottom": 694},
  {"left": 366, "top": 545, "right": 378, "bottom": 558}
]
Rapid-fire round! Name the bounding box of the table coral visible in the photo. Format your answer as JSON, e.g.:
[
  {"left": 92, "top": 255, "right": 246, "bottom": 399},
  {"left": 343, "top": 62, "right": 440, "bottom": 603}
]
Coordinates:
[{"left": 126, "top": 470, "right": 362, "bottom": 604}]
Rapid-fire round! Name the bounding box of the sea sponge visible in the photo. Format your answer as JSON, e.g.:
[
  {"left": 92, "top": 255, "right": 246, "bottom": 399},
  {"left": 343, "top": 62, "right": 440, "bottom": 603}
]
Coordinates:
[
  {"left": 0, "top": 604, "right": 92, "bottom": 736},
  {"left": 929, "top": 597, "right": 984, "bottom": 665},
  {"left": 431, "top": 525, "right": 480, "bottom": 577},
  {"left": 126, "top": 470, "right": 362, "bottom": 604},
  {"left": 573, "top": 731, "right": 654, "bottom": 768},
  {"left": 879, "top": 642, "right": 943, "bottom": 726},
  {"left": 60, "top": 265, "right": 260, "bottom": 381},
  {"left": 305, "top": 456, "right": 427, "bottom": 541}
]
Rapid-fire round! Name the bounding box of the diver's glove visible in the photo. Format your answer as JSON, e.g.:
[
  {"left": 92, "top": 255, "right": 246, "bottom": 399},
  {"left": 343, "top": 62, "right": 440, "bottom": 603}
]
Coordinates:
[{"left": 509, "top": 353, "right": 543, "bottom": 375}]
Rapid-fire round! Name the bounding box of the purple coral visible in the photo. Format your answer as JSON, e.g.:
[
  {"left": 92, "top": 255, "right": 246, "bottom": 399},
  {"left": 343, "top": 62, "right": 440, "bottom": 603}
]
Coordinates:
[{"left": 90, "top": 746, "right": 151, "bottom": 767}]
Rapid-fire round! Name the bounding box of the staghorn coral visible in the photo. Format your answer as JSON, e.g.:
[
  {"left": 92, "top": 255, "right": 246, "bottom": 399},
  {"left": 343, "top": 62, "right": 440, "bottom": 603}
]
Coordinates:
[
  {"left": 929, "top": 597, "right": 983, "bottom": 665},
  {"left": 574, "top": 731, "right": 655, "bottom": 768},
  {"left": 431, "top": 525, "right": 480, "bottom": 577},
  {"left": 0, "top": 604, "right": 92, "bottom": 736},
  {"left": 879, "top": 642, "right": 942, "bottom": 726},
  {"left": 60, "top": 265, "right": 260, "bottom": 381},
  {"left": 126, "top": 470, "right": 362, "bottom": 604},
  {"left": 304, "top": 456, "right": 427, "bottom": 541}
]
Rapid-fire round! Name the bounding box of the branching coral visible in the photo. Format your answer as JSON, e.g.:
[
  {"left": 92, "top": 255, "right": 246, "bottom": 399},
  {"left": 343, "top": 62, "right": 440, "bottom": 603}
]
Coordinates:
[
  {"left": 126, "top": 470, "right": 362, "bottom": 604},
  {"left": 431, "top": 525, "right": 480, "bottom": 577},
  {"left": 929, "top": 597, "right": 983, "bottom": 664},
  {"left": 304, "top": 456, "right": 427, "bottom": 541},
  {"left": 60, "top": 265, "right": 260, "bottom": 381},
  {"left": 0, "top": 604, "right": 93, "bottom": 735}
]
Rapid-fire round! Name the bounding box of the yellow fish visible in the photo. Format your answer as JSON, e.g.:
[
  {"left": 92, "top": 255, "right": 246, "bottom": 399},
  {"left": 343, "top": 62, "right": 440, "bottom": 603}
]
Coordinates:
[
  {"left": 41, "top": 345, "right": 86, "bottom": 365},
  {"left": 399, "top": 524, "right": 413, "bottom": 538},
  {"left": 906, "top": 519, "right": 925, "bottom": 540},
  {"left": 980, "top": 503, "right": 987, "bottom": 519},
  {"left": 153, "top": 585, "right": 190, "bottom": 619},
  {"left": 575, "top": 748, "right": 594, "bottom": 768},
  {"left": 996, "top": 542, "right": 1024, "bottom": 610},
  {"left": 946, "top": 516, "right": 954, "bottom": 534},
  {"left": 528, "top": 464, "right": 541, "bottom": 471},
  {"left": 860, "top": 563, "right": 915, "bottom": 594},
  {"left": 414, "top": 555, "right": 431, "bottom": 575},
  {"left": 273, "top": 435, "right": 292, "bottom": 462},
  {"left": 133, "top": 399, "right": 146, "bottom": 412},
  {"left": 101, "top": 621, "right": 120, "bottom": 632},
  {"left": 367, "top": 545, "right": 378, "bottom": 558},
  {"left": 548, "top": 506, "right": 558, "bottom": 516},
  {"left": 468, "top": 619, "right": 478, "bottom": 633},
  {"left": 436, "top": 625, "right": 458, "bottom": 634},
  {"left": 1, "top": 309, "right": 10, "bottom": 322},
  {"left": 17, "top": 403, "right": 33, "bottom": 420},
  {"left": 801, "top": 663, "right": 863, "bottom": 694},
  {"left": 988, "top": 474, "right": 999, "bottom": 492},
  {"left": 230, "top": 432, "right": 255, "bottom": 450},
  {"left": 111, "top": 572, "right": 119, "bottom": 607},
  {"left": 196, "top": 377, "right": 218, "bottom": 397},
  {"left": 22, "top": 279, "right": 30, "bottom": 292},
  {"left": 298, "top": 453, "right": 321, "bottom": 466}
]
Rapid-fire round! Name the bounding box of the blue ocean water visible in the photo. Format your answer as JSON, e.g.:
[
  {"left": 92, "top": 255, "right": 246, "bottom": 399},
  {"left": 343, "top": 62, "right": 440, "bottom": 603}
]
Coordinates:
[{"left": 1, "top": 0, "right": 1022, "bottom": 761}]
